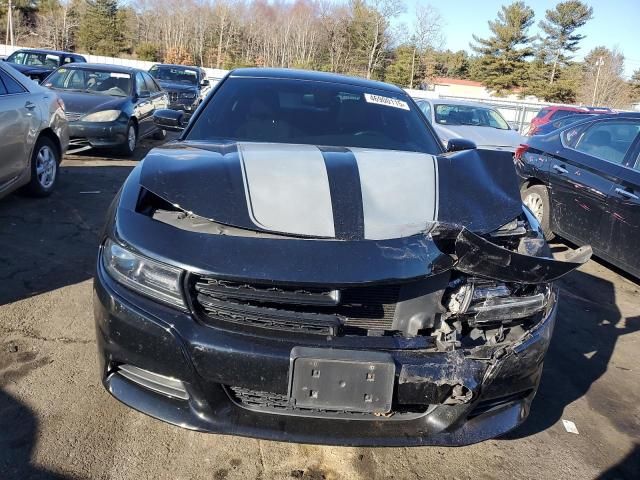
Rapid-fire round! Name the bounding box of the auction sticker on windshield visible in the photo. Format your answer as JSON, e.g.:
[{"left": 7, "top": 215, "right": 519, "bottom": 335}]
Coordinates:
[{"left": 364, "top": 93, "right": 409, "bottom": 111}]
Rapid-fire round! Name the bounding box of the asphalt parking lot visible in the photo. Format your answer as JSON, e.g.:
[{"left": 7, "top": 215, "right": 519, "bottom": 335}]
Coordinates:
[{"left": 1, "top": 137, "right": 639, "bottom": 480}]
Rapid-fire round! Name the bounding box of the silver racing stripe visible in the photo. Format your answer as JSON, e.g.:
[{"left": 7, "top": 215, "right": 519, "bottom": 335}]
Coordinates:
[
  {"left": 350, "top": 148, "right": 438, "bottom": 240},
  {"left": 237, "top": 142, "right": 335, "bottom": 237}
]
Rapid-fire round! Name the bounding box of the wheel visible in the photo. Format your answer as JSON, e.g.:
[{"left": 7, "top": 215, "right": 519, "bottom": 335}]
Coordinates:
[
  {"left": 522, "top": 184, "right": 554, "bottom": 240},
  {"left": 23, "top": 136, "right": 60, "bottom": 197},
  {"left": 118, "top": 121, "right": 138, "bottom": 156},
  {"left": 153, "top": 128, "right": 167, "bottom": 140}
]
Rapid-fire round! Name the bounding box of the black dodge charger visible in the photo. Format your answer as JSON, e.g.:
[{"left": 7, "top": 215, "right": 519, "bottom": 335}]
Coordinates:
[{"left": 94, "top": 68, "right": 590, "bottom": 446}]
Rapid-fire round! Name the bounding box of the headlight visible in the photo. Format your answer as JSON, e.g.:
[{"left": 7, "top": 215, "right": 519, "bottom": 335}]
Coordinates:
[
  {"left": 179, "top": 91, "right": 197, "bottom": 99},
  {"left": 102, "top": 239, "right": 185, "bottom": 309},
  {"left": 82, "top": 110, "right": 121, "bottom": 122}
]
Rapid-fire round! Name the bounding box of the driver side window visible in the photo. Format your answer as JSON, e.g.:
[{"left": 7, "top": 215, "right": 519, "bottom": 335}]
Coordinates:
[{"left": 136, "top": 72, "right": 149, "bottom": 97}]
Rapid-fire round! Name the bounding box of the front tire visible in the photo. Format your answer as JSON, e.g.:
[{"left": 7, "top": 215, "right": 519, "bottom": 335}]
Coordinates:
[
  {"left": 522, "top": 184, "right": 554, "bottom": 240},
  {"left": 23, "top": 136, "right": 60, "bottom": 197},
  {"left": 118, "top": 121, "right": 138, "bottom": 156}
]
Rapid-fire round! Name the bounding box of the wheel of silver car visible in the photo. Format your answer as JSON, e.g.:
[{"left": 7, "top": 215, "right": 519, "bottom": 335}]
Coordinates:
[
  {"left": 23, "top": 136, "right": 60, "bottom": 197},
  {"left": 521, "top": 184, "right": 554, "bottom": 240}
]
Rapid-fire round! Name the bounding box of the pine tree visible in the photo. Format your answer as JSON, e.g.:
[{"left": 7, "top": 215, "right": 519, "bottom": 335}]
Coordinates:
[
  {"left": 76, "top": 0, "right": 124, "bottom": 56},
  {"left": 470, "top": 1, "right": 535, "bottom": 93},
  {"left": 539, "top": 1, "right": 593, "bottom": 84}
]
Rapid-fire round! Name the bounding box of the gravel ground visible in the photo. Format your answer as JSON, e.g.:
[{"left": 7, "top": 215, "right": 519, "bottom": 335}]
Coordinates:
[{"left": 0, "top": 137, "right": 638, "bottom": 480}]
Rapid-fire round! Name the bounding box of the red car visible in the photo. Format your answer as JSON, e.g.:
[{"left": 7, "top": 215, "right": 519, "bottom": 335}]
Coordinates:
[{"left": 527, "top": 106, "right": 589, "bottom": 135}]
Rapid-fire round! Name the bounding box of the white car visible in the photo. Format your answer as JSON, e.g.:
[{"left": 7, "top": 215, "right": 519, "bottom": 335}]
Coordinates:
[{"left": 415, "top": 98, "right": 523, "bottom": 151}]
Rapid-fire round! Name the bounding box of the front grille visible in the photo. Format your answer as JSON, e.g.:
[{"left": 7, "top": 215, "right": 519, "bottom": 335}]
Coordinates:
[
  {"left": 226, "top": 386, "right": 427, "bottom": 420},
  {"left": 65, "top": 112, "right": 83, "bottom": 122},
  {"left": 168, "top": 92, "right": 179, "bottom": 102},
  {"left": 191, "top": 276, "right": 401, "bottom": 335}
]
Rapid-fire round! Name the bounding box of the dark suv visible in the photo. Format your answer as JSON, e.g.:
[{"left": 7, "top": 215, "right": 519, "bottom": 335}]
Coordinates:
[
  {"left": 149, "top": 64, "right": 209, "bottom": 118},
  {"left": 4, "top": 49, "right": 86, "bottom": 83}
]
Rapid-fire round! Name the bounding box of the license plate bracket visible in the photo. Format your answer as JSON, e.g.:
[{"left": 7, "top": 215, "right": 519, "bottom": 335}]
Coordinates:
[{"left": 289, "top": 347, "right": 395, "bottom": 414}]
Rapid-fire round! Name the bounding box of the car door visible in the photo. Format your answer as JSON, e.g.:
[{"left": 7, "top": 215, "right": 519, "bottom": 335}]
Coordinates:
[
  {"left": 546, "top": 120, "right": 632, "bottom": 252},
  {"left": 143, "top": 72, "right": 168, "bottom": 112},
  {"left": 602, "top": 125, "right": 640, "bottom": 275},
  {"left": 134, "top": 72, "right": 154, "bottom": 137},
  {"left": 0, "top": 68, "right": 38, "bottom": 188}
]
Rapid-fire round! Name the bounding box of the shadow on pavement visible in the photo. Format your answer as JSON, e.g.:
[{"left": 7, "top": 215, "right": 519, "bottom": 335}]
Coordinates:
[
  {"left": 598, "top": 444, "right": 640, "bottom": 480},
  {"left": 0, "top": 164, "right": 134, "bottom": 306},
  {"left": 504, "top": 268, "right": 640, "bottom": 440},
  {"left": 0, "top": 389, "right": 72, "bottom": 479}
]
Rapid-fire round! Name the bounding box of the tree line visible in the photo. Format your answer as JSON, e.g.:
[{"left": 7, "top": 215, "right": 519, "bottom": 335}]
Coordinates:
[{"left": 2, "top": 0, "right": 639, "bottom": 108}]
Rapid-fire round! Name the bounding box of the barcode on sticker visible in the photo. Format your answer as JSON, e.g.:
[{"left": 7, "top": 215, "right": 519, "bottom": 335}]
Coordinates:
[{"left": 364, "top": 93, "right": 409, "bottom": 111}]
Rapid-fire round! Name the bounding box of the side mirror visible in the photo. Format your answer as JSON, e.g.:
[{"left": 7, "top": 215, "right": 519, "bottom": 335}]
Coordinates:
[
  {"left": 138, "top": 90, "right": 151, "bottom": 99},
  {"left": 446, "top": 138, "right": 477, "bottom": 153},
  {"left": 201, "top": 79, "right": 210, "bottom": 87},
  {"left": 153, "top": 109, "right": 186, "bottom": 132}
]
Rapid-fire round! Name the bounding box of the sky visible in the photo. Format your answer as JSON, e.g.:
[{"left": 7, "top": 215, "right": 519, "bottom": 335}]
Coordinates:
[{"left": 398, "top": 0, "right": 640, "bottom": 78}]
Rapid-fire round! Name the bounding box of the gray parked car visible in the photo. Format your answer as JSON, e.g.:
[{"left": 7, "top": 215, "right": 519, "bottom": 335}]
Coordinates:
[
  {"left": 415, "top": 98, "right": 523, "bottom": 151},
  {"left": 0, "top": 62, "right": 69, "bottom": 199}
]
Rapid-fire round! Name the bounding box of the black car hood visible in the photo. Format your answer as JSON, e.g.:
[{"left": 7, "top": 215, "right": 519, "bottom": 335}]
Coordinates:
[
  {"left": 157, "top": 80, "right": 198, "bottom": 93},
  {"left": 55, "top": 91, "right": 127, "bottom": 114},
  {"left": 113, "top": 141, "right": 591, "bottom": 285},
  {"left": 139, "top": 141, "right": 523, "bottom": 241},
  {"left": 9, "top": 63, "right": 53, "bottom": 77}
]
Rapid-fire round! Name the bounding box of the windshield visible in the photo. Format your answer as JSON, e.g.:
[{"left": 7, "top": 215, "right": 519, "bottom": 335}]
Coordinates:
[
  {"left": 434, "top": 104, "right": 510, "bottom": 130},
  {"left": 44, "top": 68, "right": 132, "bottom": 97},
  {"left": 149, "top": 66, "right": 198, "bottom": 85},
  {"left": 187, "top": 77, "right": 441, "bottom": 153},
  {"left": 8, "top": 51, "right": 61, "bottom": 68}
]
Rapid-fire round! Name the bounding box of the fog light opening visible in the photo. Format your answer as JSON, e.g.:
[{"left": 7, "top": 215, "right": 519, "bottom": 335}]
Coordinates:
[{"left": 117, "top": 364, "right": 189, "bottom": 400}]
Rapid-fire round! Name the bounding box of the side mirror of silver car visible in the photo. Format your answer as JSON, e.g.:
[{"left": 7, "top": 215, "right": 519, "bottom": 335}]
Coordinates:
[
  {"left": 446, "top": 138, "right": 477, "bottom": 153},
  {"left": 153, "top": 109, "right": 186, "bottom": 132}
]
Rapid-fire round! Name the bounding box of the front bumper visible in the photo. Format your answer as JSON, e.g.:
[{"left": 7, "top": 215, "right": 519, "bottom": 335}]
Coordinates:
[
  {"left": 94, "top": 260, "right": 556, "bottom": 446},
  {"left": 68, "top": 120, "right": 128, "bottom": 148}
]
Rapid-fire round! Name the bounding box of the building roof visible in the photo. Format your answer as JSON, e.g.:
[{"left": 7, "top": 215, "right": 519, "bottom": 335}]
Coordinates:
[
  {"left": 230, "top": 68, "right": 404, "bottom": 94},
  {"left": 431, "top": 77, "right": 484, "bottom": 88}
]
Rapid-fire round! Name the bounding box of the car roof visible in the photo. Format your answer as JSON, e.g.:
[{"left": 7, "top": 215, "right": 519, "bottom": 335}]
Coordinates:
[
  {"left": 544, "top": 105, "right": 588, "bottom": 112},
  {"left": 152, "top": 64, "right": 202, "bottom": 70},
  {"left": 416, "top": 98, "right": 497, "bottom": 109},
  {"left": 11, "top": 48, "right": 81, "bottom": 56},
  {"left": 57, "top": 63, "right": 142, "bottom": 74},
  {"left": 229, "top": 68, "right": 404, "bottom": 94}
]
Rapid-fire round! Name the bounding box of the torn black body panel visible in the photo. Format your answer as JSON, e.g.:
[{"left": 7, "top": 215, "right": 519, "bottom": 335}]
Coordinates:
[{"left": 452, "top": 227, "right": 592, "bottom": 284}]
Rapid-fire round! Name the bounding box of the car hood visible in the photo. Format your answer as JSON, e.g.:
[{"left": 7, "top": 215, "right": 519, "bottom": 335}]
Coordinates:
[
  {"left": 55, "top": 91, "right": 128, "bottom": 115},
  {"left": 156, "top": 80, "right": 198, "bottom": 93},
  {"left": 435, "top": 124, "right": 523, "bottom": 149},
  {"left": 9, "top": 63, "right": 53, "bottom": 77},
  {"left": 138, "top": 141, "right": 523, "bottom": 241}
]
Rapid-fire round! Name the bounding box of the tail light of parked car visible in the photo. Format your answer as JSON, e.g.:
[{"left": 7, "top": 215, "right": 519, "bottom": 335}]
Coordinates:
[{"left": 514, "top": 144, "right": 530, "bottom": 163}]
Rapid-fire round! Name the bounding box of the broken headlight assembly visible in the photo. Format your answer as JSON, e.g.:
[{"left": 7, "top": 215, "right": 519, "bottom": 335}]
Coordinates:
[
  {"left": 102, "top": 238, "right": 186, "bottom": 309},
  {"left": 446, "top": 279, "right": 550, "bottom": 326}
]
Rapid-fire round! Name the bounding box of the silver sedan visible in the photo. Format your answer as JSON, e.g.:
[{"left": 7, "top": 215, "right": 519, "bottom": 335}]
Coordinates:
[
  {"left": 0, "top": 62, "right": 69, "bottom": 199},
  {"left": 414, "top": 98, "right": 523, "bottom": 151}
]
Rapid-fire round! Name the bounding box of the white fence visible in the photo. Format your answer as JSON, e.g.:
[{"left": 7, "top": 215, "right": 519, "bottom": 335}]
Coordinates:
[{"left": 0, "top": 44, "right": 229, "bottom": 82}]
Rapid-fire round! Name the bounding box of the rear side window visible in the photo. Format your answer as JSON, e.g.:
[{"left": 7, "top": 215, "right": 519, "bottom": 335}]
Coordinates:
[
  {"left": 534, "top": 108, "right": 550, "bottom": 119},
  {"left": 188, "top": 77, "right": 442, "bottom": 154},
  {"left": 0, "top": 69, "right": 26, "bottom": 94},
  {"left": 417, "top": 101, "right": 432, "bottom": 121},
  {"left": 574, "top": 121, "right": 640, "bottom": 164},
  {"left": 143, "top": 72, "right": 160, "bottom": 94},
  {"left": 550, "top": 109, "right": 576, "bottom": 120}
]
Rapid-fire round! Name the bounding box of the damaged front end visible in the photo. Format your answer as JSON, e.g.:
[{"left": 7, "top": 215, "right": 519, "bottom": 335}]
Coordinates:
[{"left": 95, "top": 146, "right": 591, "bottom": 445}]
